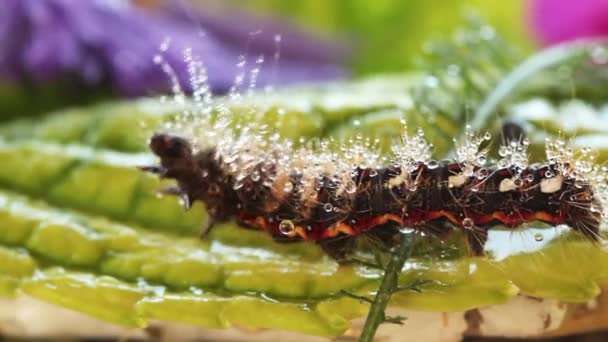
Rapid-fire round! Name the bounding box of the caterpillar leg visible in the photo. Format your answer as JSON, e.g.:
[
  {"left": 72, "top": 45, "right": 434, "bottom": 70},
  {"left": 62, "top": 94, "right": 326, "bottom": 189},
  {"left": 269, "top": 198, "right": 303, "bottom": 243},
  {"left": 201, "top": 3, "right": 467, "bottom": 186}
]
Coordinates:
[
  {"left": 420, "top": 221, "right": 454, "bottom": 242},
  {"left": 318, "top": 236, "right": 356, "bottom": 262},
  {"left": 366, "top": 225, "right": 401, "bottom": 251},
  {"left": 463, "top": 226, "right": 488, "bottom": 256}
]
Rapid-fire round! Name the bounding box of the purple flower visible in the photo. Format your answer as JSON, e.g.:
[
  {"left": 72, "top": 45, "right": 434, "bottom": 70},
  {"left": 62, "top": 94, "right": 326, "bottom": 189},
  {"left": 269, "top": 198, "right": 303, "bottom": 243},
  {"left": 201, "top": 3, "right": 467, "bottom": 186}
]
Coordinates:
[
  {"left": 0, "top": 0, "right": 346, "bottom": 97},
  {"left": 530, "top": 0, "right": 608, "bottom": 45}
]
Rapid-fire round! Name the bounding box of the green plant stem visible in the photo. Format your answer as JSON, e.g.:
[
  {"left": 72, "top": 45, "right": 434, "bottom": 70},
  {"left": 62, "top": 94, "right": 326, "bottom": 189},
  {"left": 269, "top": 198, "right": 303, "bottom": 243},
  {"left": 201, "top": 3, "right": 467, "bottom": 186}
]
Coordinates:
[{"left": 359, "top": 232, "right": 414, "bottom": 342}]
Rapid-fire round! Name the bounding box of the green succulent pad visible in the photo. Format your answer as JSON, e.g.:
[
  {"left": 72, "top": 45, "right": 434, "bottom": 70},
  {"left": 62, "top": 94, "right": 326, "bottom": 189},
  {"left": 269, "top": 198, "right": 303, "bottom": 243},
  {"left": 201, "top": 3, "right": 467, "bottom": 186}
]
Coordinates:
[{"left": 1, "top": 77, "right": 607, "bottom": 337}]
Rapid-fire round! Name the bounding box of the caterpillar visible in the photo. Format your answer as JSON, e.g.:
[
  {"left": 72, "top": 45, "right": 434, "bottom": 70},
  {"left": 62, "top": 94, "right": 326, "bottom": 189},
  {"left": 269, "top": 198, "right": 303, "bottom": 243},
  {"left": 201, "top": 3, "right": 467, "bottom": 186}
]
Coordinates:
[
  {"left": 144, "top": 24, "right": 608, "bottom": 260},
  {"left": 143, "top": 120, "right": 606, "bottom": 260}
]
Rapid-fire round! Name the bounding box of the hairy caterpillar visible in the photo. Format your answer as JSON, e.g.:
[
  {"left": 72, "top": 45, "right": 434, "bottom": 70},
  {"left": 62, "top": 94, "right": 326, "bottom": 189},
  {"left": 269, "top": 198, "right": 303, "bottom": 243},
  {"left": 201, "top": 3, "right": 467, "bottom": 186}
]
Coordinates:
[
  {"left": 143, "top": 120, "right": 606, "bottom": 259},
  {"left": 144, "top": 24, "right": 608, "bottom": 260}
]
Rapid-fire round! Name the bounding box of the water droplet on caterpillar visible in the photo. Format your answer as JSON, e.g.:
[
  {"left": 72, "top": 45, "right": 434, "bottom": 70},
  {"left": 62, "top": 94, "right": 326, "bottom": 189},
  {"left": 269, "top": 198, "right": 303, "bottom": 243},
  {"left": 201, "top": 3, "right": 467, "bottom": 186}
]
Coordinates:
[
  {"left": 498, "top": 158, "right": 510, "bottom": 168},
  {"left": 426, "top": 160, "right": 439, "bottom": 169},
  {"left": 263, "top": 178, "right": 274, "bottom": 187},
  {"left": 369, "top": 169, "right": 378, "bottom": 177},
  {"left": 279, "top": 220, "right": 295, "bottom": 235},
  {"left": 283, "top": 182, "right": 294, "bottom": 193},
  {"left": 483, "top": 132, "right": 492, "bottom": 140},
  {"left": 534, "top": 233, "right": 544, "bottom": 242},
  {"left": 498, "top": 146, "right": 508, "bottom": 157},
  {"left": 399, "top": 227, "right": 416, "bottom": 234},
  {"left": 462, "top": 218, "right": 474, "bottom": 229},
  {"left": 513, "top": 178, "right": 523, "bottom": 187},
  {"left": 323, "top": 203, "right": 333, "bottom": 212},
  {"left": 233, "top": 181, "right": 244, "bottom": 190},
  {"left": 345, "top": 180, "right": 357, "bottom": 194},
  {"left": 476, "top": 168, "right": 489, "bottom": 180}
]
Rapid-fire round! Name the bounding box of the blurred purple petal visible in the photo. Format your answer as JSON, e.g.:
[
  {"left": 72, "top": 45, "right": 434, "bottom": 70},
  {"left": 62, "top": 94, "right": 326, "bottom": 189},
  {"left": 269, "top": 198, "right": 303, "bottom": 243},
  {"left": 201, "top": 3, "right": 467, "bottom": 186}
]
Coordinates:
[
  {"left": 0, "top": 0, "right": 347, "bottom": 97},
  {"left": 530, "top": 0, "right": 608, "bottom": 45},
  {"left": 167, "top": 3, "right": 347, "bottom": 65}
]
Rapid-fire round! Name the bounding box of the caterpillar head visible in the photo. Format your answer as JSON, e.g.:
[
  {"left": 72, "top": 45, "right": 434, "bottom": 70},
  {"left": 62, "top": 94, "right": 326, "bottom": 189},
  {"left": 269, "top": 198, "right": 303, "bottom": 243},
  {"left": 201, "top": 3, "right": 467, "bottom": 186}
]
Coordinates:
[
  {"left": 149, "top": 133, "right": 192, "bottom": 161},
  {"left": 147, "top": 132, "right": 237, "bottom": 220}
]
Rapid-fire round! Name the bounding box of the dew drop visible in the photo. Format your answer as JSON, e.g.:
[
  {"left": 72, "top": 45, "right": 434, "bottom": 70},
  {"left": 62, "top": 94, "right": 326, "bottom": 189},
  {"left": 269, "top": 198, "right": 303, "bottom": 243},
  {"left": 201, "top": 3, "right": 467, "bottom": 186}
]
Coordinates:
[
  {"left": 345, "top": 180, "right": 357, "bottom": 194},
  {"left": 534, "top": 233, "right": 544, "bottom": 242},
  {"left": 323, "top": 203, "right": 334, "bottom": 212},
  {"left": 399, "top": 227, "right": 416, "bottom": 234},
  {"left": 462, "top": 218, "right": 474, "bottom": 229},
  {"left": 498, "top": 158, "right": 510, "bottom": 168},
  {"left": 483, "top": 132, "right": 492, "bottom": 140},
  {"left": 279, "top": 220, "right": 295, "bottom": 235},
  {"left": 369, "top": 169, "right": 378, "bottom": 177},
  {"left": 426, "top": 160, "right": 439, "bottom": 169},
  {"left": 476, "top": 168, "right": 489, "bottom": 180}
]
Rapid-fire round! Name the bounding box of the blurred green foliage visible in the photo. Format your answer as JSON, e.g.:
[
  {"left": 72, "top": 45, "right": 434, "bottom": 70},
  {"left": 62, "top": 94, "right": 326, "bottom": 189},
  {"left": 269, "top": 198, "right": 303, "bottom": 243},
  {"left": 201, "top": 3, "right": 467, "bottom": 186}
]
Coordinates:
[{"left": 230, "top": 0, "right": 534, "bottom": 75}]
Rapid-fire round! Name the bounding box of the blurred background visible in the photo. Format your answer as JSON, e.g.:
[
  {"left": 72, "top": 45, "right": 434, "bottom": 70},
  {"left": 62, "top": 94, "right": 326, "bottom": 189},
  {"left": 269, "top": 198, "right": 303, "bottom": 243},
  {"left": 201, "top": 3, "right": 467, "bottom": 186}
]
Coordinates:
[
  {"left": 0, "top": 0, "right": 586, "bottom": 119},
  {"left": 1, "top": 2, "right": 608, "bottom": 342}
]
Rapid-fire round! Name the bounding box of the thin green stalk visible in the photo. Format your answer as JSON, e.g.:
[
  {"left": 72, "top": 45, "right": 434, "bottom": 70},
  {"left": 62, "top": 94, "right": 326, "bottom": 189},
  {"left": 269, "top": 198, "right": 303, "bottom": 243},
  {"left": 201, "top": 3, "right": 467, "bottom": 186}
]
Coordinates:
[{"left": 358, "top": 232, "right": 414, "bottom": 342}]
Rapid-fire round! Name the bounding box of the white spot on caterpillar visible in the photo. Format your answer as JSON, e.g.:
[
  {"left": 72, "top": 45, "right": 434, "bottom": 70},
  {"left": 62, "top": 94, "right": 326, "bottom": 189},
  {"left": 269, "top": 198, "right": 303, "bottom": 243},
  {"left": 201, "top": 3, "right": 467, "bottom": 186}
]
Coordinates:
[
  {"left": 387, "top": 173, "right": 407, "bottom": 189},
  {"left": 540, "top": 175, "right": 563, "bottom": 193},
  {"left": 499, "top": 178, "right": 518, "bottom": 192},
  {"left": 448, "top": 174, "right": 467, "bottom": 188}
]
